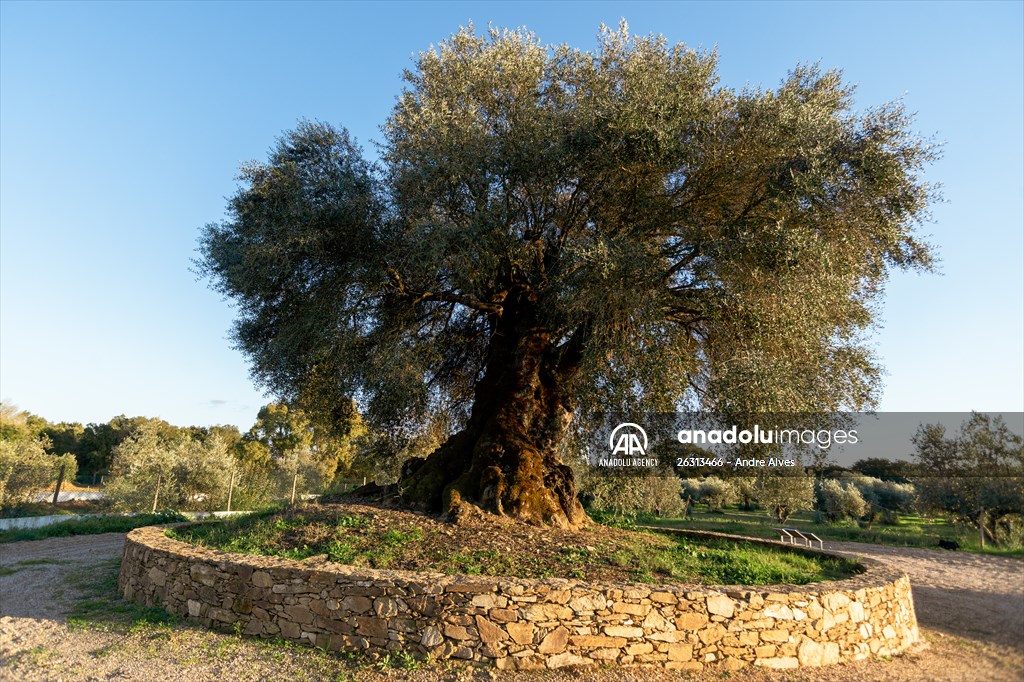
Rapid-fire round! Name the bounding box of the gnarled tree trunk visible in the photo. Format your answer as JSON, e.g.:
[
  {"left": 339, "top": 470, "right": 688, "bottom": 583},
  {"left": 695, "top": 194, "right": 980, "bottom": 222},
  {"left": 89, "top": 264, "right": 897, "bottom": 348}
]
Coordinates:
[{"left": 399, "top": 295, "right": 588, "bottom": 528}]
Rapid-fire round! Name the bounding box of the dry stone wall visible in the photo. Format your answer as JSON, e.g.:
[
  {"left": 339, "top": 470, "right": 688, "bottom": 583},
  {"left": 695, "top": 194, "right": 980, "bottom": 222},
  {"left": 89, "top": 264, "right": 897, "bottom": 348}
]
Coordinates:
[{"left": 119, "top": 525, "right": 918, "bottom": 671}]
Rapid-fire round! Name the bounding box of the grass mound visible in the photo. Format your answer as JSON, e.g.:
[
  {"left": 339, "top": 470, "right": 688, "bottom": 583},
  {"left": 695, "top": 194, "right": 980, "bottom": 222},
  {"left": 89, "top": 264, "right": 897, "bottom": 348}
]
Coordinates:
[{"left": 168, "top": 503, "right": 859, "bottom": 586}]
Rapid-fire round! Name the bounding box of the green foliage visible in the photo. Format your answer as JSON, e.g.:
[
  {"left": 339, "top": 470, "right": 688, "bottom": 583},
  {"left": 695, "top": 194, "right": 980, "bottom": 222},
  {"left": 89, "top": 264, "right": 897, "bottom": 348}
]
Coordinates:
[
  {"left": 584, "top": 472, "right": 684, "bottom": 518},
  {"left": 851, "top": 457, "right": 915, "bottom": 483},
  {"left": 681, "top": 476, "right": 738, "bottom": 512},
  {"left": 197, "top": 23, "right": 938, "bottom": 462},
  {"left": 104, "top": 423, "right": 236, "bottom": 512},
  {"left": 913, "top": 413, "right": 1024, "bottom": 547},
  {"left": 0, "top": 438, "right": 77, "bottom": 509},
  {"left": 817, "top": 478, "right": 868, "bottom": 522},
  {"left": 0, "top": 401, "right": 47, "bottom": 442},
  {"left": 754, "top": 472, "right": 816, "bottom": 524}
]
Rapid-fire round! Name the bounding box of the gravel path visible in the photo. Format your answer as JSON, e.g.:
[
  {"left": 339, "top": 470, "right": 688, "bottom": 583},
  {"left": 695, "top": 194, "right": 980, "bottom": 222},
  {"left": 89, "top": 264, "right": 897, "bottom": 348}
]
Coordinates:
[
  {"left": 826, "top": 540, "right": 1024, "bottom": 651},
  {"left": 0, "top": 533, "right": 1021, "bottom": 681}
]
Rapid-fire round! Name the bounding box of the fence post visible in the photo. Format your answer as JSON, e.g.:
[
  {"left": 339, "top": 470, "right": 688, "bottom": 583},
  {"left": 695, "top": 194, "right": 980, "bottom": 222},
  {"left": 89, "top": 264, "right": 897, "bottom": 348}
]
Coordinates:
[
  {"left": 226, "top": 470, "right": 236, "bottom": 513},
  {"left": 152, "top": 475, "right": 162, "bottom": 513},
  {"left": 290, "top": 473, "right": 298, "bottom": 505},
  {"left": 51, "top": 464, "right": 66, "bottom": 505}
]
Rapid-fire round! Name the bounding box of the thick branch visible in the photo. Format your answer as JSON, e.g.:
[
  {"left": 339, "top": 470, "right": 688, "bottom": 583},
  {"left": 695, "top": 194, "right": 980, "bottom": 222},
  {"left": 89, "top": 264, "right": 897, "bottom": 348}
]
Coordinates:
[{"left": 386, "top": 266, "right": 504, "bottom": 315}]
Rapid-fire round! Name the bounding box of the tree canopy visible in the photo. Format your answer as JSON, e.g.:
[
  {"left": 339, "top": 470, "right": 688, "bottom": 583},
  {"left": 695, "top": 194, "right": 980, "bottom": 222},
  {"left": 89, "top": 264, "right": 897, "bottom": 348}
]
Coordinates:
[{"left": 198, "top": 24, "right": 938, "bottom": 527}]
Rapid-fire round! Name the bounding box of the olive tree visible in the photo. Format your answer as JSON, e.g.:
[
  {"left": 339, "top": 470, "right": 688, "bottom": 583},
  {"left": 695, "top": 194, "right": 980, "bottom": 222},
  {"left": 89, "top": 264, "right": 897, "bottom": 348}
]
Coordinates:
[
  {"left": 755, "top": 472, "right": 816, "bottom": 524},
  {"left": 817, "top": 478, "right": 868, "bottom": 522},
  {"left": 913, "top": 413, "right": 1024, "bottom": 547},
  {"left": 0, "top": 438, "right": 77, "bottom": 508},
  {"left": 198, "top": 23, "right": 936, "bottom": 527},
  {"left": 106, "top": 424, "right": 235, "bottom": 512}
]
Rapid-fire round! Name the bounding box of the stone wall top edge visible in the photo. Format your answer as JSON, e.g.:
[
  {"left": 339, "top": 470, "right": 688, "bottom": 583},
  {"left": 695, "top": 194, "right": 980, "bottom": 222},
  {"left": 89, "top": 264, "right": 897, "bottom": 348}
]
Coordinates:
[{"left": 126, "top": 524, "right": 904, "bottom": 596}]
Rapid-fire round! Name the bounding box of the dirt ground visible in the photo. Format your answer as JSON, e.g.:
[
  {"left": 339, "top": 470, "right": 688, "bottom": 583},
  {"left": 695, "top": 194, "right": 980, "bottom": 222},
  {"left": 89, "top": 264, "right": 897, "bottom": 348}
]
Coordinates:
[{"left": 0, "top": 532, "right": 1021, "bottom": 682}]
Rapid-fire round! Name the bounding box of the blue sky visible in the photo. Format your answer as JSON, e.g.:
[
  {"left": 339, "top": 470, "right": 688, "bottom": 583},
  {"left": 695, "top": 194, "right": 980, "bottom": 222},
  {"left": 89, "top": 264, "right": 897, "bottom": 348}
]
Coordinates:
[{"left": 1, "top": 1, "right": 1022, "bottom": 430}]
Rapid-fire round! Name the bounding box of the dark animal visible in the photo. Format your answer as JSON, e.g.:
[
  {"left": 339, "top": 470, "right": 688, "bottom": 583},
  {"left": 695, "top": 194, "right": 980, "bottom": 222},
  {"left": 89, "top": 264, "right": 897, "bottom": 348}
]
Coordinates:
[{"left": 937, "top": 539, "right": 960, "bottom": 551}]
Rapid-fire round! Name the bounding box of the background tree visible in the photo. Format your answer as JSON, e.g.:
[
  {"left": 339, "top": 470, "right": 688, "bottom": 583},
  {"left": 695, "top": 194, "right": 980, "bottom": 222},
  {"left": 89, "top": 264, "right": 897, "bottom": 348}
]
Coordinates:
[
  {"left": 851, "top": 457, "right": 914, "bottom": 483},
  {"left": 0, "top": 438, "right": 77, "bottom": 509},
  {"left": 913, "top": 413, "right": 1024, "bottom": 547},
  {"left": 817, "top": 478, "right": 868, "bottom": 522},
  {"left": 246, "top": 402, "right": 363, "bottom": 482},
  {"left": 105, "top": 422, "right": 236, "bottom": 512},
  {"left": 198, "top": 24, "right": 937, "bottom": 527},
  {"left": 755, "top": 472, "right": 815, "bottom": 524},
  {"left": 0, "top": 401, "right": 46, "bottom": 442}
]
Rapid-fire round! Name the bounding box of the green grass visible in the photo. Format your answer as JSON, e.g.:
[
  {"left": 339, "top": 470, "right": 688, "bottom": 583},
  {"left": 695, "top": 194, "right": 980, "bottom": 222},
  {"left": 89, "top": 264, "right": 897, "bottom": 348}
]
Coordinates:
[
  {"left": 641, "top": 506, "right": 1024, "bottom": 557},
  {"left": 55, "top": 556, "right": 428, "bottom": 678},
  {"left": 65, "top": 559, "right": 182, "bottom": 633},
  {"left": 0, "top": 512, "right": 188, "bottom": 544},
  {"left": 169, "top": 507, "right": 860, "bottom": 585}
]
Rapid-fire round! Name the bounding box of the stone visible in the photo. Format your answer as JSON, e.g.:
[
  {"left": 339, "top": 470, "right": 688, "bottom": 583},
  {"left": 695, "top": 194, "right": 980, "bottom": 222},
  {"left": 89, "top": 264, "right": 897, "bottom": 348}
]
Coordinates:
[
  {"left": 706, "top": 595, "right": 735, "bottom": 618},
  {"left": 189, "top": 563, "right": 218, "bottom": 587},
  {"left": 739, "top": 631, "right": 759, "bottom": 646},
  {"left": 546, "top": 653, "right": 592, "bottom": 669},
  {"left": 625, "top": 643, "right": 652, "bottom": 655},
  {"left": 720, "top": 657, "right": 747, "bottom": 671},
  {"left": 471, "top": 593, "right": 507, "bottom": 609},
  {"left": 822, "top": 642, "right": 841, "bottom": 665},
  {"left": 571, "top": 635, "right": 627, "bottom": 648},
  {"left": 763, "top": 603, "right": 794, "bottom": 620},
  {"left": 666, "top": 643, "right": 693, "bottom": 661},
  {"left": 284, "top": 605, "right": 314, "bottom": 624},
  {"left": 798, "top": 639, "right": 823, "bottom": 667},
  {"left": 675, "top": 613, "right": 708, "bottom": 630},
  {"left": 760, "top": 629, "right": 790, "bottom": 643},
  {"left": 642, "top": 609, "right": 668, "bottom": 630},
  {"left": 611, "top": 602, "right": 649, "bottom": 616},
  {"left": 603, "top": 625, "right": 644, "bottom": 638},
  {"left": 506, "top": 622, "right": 534, "bottom": 645},
  {"left": 823, "top": 593, "right": 851, "bottom": 612},
  {"left": 443, "top": 624, "right": 471, "bottom": 640},
  {"left": 279, "top": 620, "right": 300, "bottom": 639},
  {"left": 523, "top": 603, "right": 572, "bottom": 621},
  {"left": 374, "top": 597, "right": 400, "bottom": 618},
  {"left": 147, "top": 567, "right": 167, "bottom": 587},
  {"left": 340, "top": 596, "right": 372, "bottom": 614},
  {"left": 755, "top": 645, "right": 777, "bottom": 658},
  {"left": 538, "top": 626, "right": 569, "bottom": 654},
  {"left": 355, "top": 616, "right": 389, "bottom": 639},
  {"left": 446, "top": 583, "right": 496, "bottom": 593},
  {"left": 489, "top": 608, "right": 517, "bottom": 622},
  {"left": 755, "top": 657, "right": 799, "bottom": 669},
  {"left": 849, "top": 601, "right": 865, "bottom": 623},
  {"left": 475, "top": 615, "right": 508, "bottom": 644},
  {"left": 698, "top": 623, "right": 727, "bottom": 644},
  {"left": 420, "top": 626, "right": 443, "bottom": 648}
]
